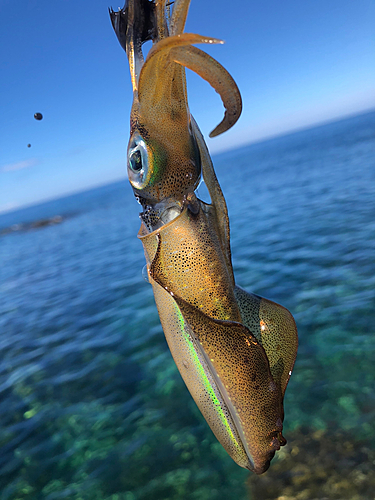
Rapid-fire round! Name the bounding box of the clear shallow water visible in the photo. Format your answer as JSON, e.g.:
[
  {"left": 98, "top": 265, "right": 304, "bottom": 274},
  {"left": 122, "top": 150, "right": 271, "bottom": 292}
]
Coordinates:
[{"left": 1, "top": 111, "right": 374, "bottom": 499}]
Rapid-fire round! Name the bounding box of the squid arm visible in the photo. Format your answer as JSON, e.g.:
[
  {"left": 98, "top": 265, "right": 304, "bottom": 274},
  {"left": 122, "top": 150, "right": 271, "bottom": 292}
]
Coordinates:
[{"left": 138, "top": 33, "right": 242, "bottom": 138}]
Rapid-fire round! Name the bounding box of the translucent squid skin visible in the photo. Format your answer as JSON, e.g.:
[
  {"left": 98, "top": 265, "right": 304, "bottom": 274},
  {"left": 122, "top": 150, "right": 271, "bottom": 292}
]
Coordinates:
[
  {"left": 139, "top": 201, "right": 297, "bottom": 473},
  {"left": 110, "top": 0, "right": 298, "bottom": 474}
]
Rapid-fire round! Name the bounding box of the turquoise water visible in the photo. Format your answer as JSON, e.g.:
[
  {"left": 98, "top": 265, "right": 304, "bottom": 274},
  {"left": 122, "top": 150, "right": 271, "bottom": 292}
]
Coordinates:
[{"left": 1, "top": 111, "right": 374, "bottom": 499}]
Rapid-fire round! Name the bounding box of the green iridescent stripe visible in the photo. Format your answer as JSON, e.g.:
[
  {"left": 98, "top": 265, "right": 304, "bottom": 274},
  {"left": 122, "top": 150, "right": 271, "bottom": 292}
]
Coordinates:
[{"left": 175, "top": 305, "right": 243, "bottom": 454}]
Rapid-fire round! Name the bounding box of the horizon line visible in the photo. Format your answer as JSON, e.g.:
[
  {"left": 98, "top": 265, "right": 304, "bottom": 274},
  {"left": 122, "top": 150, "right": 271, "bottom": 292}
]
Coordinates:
[
  {"left": 209, "top": 106, "right": 375, "bottom": 155},
  {"left": 1, "top": 107, "right": 374, "bottom": 217}
]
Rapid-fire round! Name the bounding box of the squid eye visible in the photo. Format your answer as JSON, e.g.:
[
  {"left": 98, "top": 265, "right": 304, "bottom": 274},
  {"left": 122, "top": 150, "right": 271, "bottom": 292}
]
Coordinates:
[
  {"left": 127, "top": 135, "right": 149, "bottom": 189},
  {"left": 129, "top": 149, "right": 142, "bottom": 172}
]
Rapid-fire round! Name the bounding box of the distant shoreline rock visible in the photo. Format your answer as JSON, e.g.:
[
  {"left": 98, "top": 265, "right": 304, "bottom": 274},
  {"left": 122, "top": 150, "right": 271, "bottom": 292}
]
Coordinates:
[{"left": 1, "top": 215, "right": 64, "bottom": 236}]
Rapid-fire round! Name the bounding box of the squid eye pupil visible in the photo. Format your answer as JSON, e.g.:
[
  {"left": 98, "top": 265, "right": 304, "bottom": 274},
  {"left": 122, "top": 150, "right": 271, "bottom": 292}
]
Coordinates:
[
  {"left": 127, "top": 135, "right": 149, "bottom": 189},
  {"left": 130, "top": 149, "right": 142, "bottom": 172}
]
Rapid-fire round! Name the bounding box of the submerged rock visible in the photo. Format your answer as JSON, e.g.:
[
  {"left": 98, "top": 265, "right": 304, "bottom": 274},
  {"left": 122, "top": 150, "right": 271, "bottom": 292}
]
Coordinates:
[{"left": 247, "top": 427, "right": 375, "bottom": 499}]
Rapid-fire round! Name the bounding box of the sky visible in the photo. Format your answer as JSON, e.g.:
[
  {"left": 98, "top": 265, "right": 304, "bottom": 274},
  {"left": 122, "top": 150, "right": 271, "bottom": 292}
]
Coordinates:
[{"left": 0, "top": 0, "right": 374, "bottom": 213}]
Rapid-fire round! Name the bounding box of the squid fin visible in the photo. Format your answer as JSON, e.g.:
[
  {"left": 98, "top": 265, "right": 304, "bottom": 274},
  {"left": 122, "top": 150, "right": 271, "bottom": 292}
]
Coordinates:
[
  {"left": 191, "top": 117, "right": 234, "bottom": 285},
  {"left": 234, "top": 286, "right": 298, "bottom": 396}
]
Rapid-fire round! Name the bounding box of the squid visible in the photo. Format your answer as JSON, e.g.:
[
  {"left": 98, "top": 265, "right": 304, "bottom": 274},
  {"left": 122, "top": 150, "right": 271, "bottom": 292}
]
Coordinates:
[{"left": 110, "top": 0, "right": 298, "bottom": 474}]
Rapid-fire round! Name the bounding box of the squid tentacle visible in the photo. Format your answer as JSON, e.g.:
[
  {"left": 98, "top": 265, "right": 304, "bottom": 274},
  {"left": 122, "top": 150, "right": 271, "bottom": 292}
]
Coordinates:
[{"left": 169, "top": 0, "right": 191, "bottom": 36}]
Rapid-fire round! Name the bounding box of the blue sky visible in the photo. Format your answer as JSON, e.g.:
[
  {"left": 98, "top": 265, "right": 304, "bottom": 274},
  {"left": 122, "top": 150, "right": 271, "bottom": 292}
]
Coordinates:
[{"left": 0, "top": 0, "right": 374, "bottom": 213}]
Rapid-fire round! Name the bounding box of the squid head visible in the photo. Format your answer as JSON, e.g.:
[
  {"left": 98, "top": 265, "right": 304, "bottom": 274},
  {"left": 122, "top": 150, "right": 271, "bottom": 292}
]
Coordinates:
[{"left": 111, "top": 0, "right": 241, "bottom": 213}]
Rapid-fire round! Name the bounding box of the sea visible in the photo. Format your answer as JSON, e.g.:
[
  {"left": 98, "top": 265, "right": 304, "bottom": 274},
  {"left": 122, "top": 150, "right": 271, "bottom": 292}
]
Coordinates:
[{"left": 1, "top": 111, "right": 374, "bottom": 500}]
